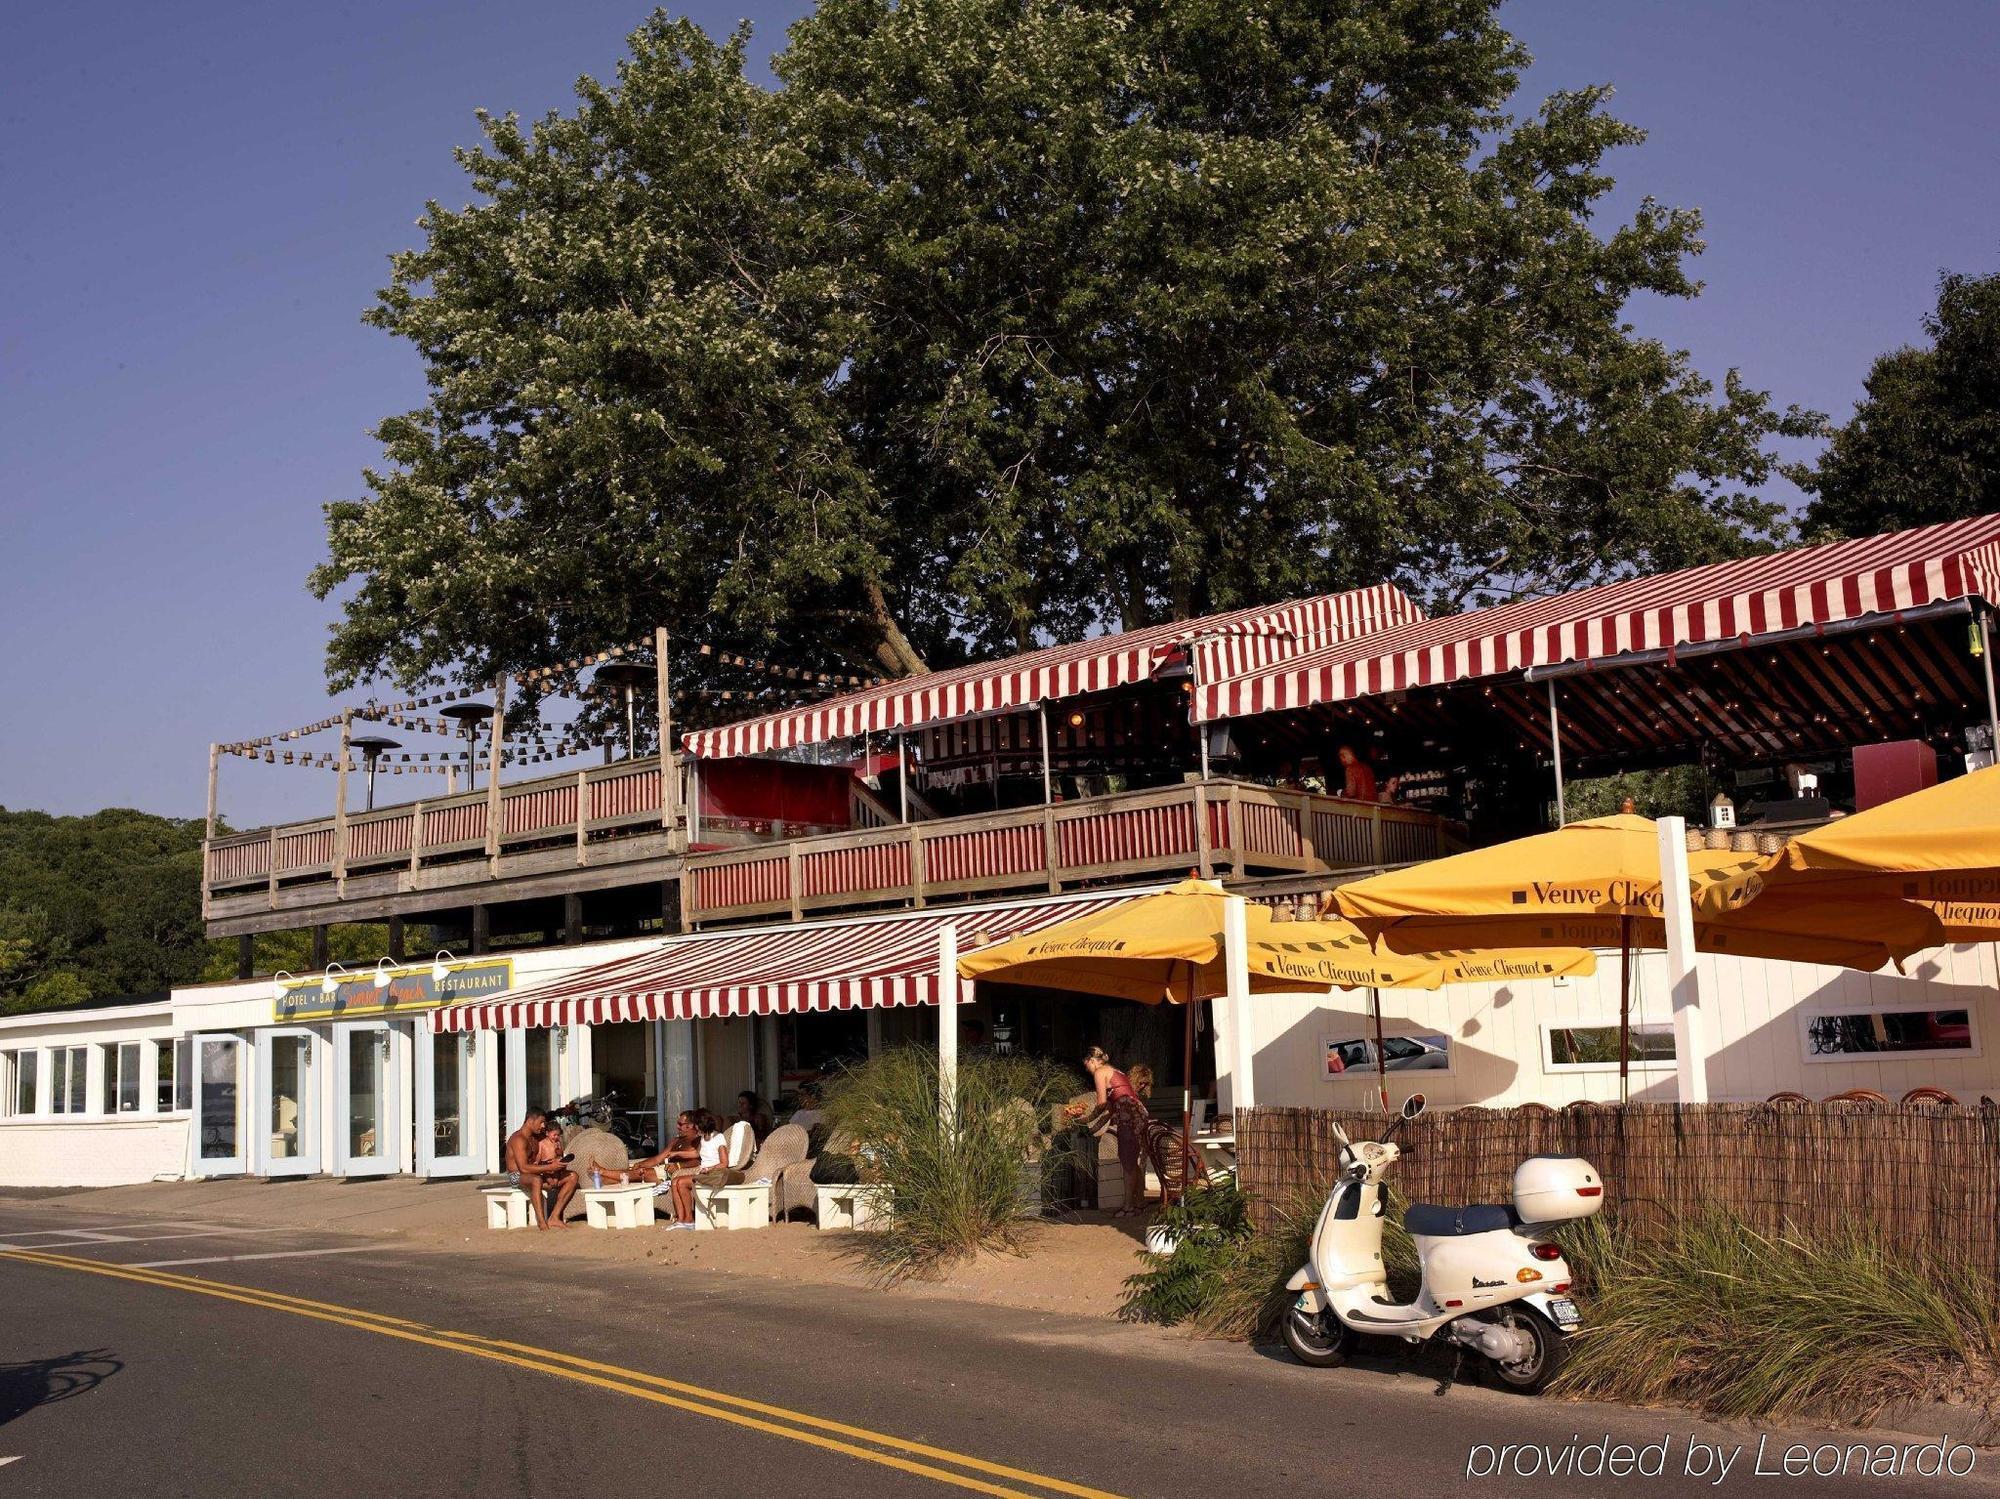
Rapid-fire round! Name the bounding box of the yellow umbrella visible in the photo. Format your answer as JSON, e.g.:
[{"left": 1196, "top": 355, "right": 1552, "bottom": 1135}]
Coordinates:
[
  {"left": 1332, "top": 816, "right": 1944, "bottom": 1097},
  {"left": 1741, "top": 767, "right": 2000, "bottom": 943}
]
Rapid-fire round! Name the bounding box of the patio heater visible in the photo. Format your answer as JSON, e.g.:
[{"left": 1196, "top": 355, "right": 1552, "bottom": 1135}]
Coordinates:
[
  {"left": 439, "top": 702, "right": 495, "bottom": 791},
  {"left": 348, "top": 734, "right": 401, "bottom": 811},
  {"left": 593, "top": 660, "right": 651, "bottom": 761}
]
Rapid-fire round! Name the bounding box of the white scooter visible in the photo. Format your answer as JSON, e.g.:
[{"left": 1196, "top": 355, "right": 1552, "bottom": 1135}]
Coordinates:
[{"left": 1282, "top": 1094, "right": 1603, "bottom": 1394}]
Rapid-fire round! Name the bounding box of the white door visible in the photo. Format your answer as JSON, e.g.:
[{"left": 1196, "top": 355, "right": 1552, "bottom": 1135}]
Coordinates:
[
  {"left": 191, "top": 1034, "right": 247, "bottom": 1177},
  {"left": 255, "top": 1028, "right": 322, "bottom": 1176},
  {"left": 417, "top": 1025, "right": 485, "bottom": 1177},
  {"left": 334, "top": 1022, "right": 400, "bottom": 1177}
]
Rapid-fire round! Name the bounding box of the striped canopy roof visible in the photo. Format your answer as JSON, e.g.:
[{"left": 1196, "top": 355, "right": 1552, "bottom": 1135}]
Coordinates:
[
  {"left": 430, "top": 889, "right": 1152, "bottom": 1032},
  {"left": 682, "top": 584, "right": 1421, "bottom": 760},
  {"left": 1195, "top": 513, "right": 2000, "bottom": 723}
]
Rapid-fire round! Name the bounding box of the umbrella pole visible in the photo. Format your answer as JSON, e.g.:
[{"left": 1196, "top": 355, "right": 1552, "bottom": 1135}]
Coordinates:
[
  {"left": 1618, "top": 913, "right": 1632, "bottom": 1105},
  {"left": 1371, "top": 986, "right": 1388, "bottom": 1115},
  {"left": 1180, "top": 961, "right": 1197, "bottom": 1205}
]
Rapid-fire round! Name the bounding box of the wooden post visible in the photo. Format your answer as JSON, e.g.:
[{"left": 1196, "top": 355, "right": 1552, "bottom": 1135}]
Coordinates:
[
  {"left": 311, "top": 925, "right": 329, "bottom": 970},
  {"left": 236, "top": 934, "right": 254, "bottom": 982},
  {"left": 1222, "top": 783, "right": 1242, "bottom": 875},
  {"left": 909, "top": 824, "right": 928, "bottom": 909},
  {"left": 333, "top": 710, "right": 353, "bottom": 894},
  {"left": 203, "top": 743, "right": 220, "bottom": 920},
  {"left": 204, "top": 743, "right": 220, "bottom": 839},
  {"left": 1292, "top": 790, "right": 1317, "bottom": 867},
  {"left": 564, "top": 893, "right": 584, "bottom": 947},
  {"left": 484, "top": 675, "right": 507, "bottom": 871},
  {"left": 387, "top": 916, "right": 405, "bottom": 962},
  {"left": 788, "top": 844, "right": 804, "bottom": 921},
  {"left": 471, "top": 904, "right": 490, "bottom": 956},
  {"left": 657, "top": 627, "right": 682, "bottom": 844},
  {"left": 409, "top": 801, "right": 425, "bottom": 877},
  {"left": 575, "top": 770, "right": 590, "bottom": 865},
  {"left": 1368, "top": 802, "right": 1384, "bottom": 868},
  {"left": 267, "top": 826, "right": 280, "bottom": 909},
  {"left": 678, "top": 872, "right": 696, "bottom": 932},
  {"left": 1042, "top": 804, "right": 1061, "bottom": 893},
  {"left": 898, "top": 733, "right": 909, "bottom": 823}
]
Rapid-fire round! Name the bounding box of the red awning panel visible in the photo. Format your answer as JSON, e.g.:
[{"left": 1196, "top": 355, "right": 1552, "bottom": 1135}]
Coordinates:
[
  {"left": 430, "top": 891, "right": 1145, "bottom": 1032},
  {"left": 682, "top": 585, "right": 1422, "bottom": 760},
  {"left": 1197, "top": 514, "right": 2000, "bottom": 722}
]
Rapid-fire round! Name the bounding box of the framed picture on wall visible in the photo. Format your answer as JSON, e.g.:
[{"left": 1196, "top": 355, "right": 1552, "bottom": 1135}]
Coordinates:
[{"left": 1322, "top": 1032, "right": 1453, "bottom": 1079}]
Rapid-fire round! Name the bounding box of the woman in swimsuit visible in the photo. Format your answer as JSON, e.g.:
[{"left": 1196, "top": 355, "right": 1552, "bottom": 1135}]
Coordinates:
[{"left": 1083, "top": 1046, "right": 1151, "bottom": 1217}]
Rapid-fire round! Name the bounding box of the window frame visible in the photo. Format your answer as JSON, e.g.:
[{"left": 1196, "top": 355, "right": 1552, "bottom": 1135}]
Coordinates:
[
  {"left": 1540, "top": 1020, "right": 1679, "bottom": 1074},
  {"left": 1799, "top": 1000, "right": 1981, "bottom": 1065},
  {"left": 50, "top": 1045, "right": 90, "bottom": 1115}
]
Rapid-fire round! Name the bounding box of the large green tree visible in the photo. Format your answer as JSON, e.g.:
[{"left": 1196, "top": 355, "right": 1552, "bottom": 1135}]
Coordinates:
[
  {"left": 315, "top": 0, "right": 1815, "bottom": 702},
  {"left": 1796, "top": 269, "right": 2000, "bottom": 540}
]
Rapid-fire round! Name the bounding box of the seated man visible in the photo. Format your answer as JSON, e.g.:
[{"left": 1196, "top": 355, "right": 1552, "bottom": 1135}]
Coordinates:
[
  {"left": 503, "top": 1109, "right": 576, "bottom": 1229},
  {"left": 595, "top": 1110, "right": 700, "bottom": 1185}
]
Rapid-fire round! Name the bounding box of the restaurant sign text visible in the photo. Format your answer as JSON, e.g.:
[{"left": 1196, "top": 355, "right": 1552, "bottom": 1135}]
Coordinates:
[{"left": 273, "top": 957, "right": 514, "bottom": 1023}]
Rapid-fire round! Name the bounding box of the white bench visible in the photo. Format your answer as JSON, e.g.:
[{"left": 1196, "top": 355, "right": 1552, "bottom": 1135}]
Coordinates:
[
  {"left": 582, "top": 1184, "right": 658, "bottom": 1230},
  {"left": 814, "top": 1183, "right": 892, "bottom": 1231},
  {"left": 482, "top": 1185, "right": 533, "bottom": 1230},
  {"left": 692, "top": 1181, "right": 771, "bottom": 1231}
]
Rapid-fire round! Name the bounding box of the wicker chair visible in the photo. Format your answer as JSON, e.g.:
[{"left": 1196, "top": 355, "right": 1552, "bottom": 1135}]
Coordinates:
[
  {"left": 743, "top": 1124, "right": 810, "bottom": 1220},
  {"left": 775, "top": 1127, "right": 859, "bottom": 1222}
]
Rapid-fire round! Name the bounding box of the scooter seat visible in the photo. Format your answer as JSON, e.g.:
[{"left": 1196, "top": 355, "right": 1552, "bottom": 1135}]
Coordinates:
[{"left": 1404, "top": 1202, "right": 1521, "bottom": 1237}]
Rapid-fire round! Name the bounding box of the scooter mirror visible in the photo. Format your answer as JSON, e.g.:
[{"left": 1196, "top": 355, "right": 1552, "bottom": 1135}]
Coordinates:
[{"left": 1401, "top": 1092, "right": 1427, "bottom": 1121}]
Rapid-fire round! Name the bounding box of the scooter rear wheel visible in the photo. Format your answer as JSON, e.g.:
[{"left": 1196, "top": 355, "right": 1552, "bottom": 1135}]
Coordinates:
[
  {"left": 1482, "top": 1305, "right": 1566, "bottom": 1395},
  {"left": 1282, "top": 1305, "right": 1355, "bottom": 1368}
]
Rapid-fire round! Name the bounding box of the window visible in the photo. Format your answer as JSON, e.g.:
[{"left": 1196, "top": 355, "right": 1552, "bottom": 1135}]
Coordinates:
[
  {"left": 1543, "top": 1023, "right": 1677, "bottom": 1073},
  {"left": 2, "top": 1050, "right": 36, "bottom": 1116},
  {"left": 173, "top": 1036, "right": 192, "bottom": 1111},
  {"left": 161, "top": 1038, "right": 189, "bottom": 1112},
  {"left": 1322, "top": 1032, "right": 1453, "bottom": 1078},
  {"left": 1804, "top": 1006, "right": 1976, "bottom": 1062},
  {"left": 50, "top": 1046, "right": 89, "bottom": 1114},
  {"left": 115, "top": 1042, "right": 142, "bottom": 1113}
]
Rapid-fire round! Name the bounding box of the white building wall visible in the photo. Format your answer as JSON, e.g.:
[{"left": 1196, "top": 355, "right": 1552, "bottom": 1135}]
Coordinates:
[{"left": 1219, "top": 940, "right": 2000, "bottom": 1112}]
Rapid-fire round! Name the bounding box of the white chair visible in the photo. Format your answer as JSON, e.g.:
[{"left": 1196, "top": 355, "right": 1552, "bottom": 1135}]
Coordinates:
[
  {"left": 693, "top": 1121, "right": 767, "bottom": 1230},
  {"left": 482, "top": 1185, "right": 533, "bottom": 1230}
]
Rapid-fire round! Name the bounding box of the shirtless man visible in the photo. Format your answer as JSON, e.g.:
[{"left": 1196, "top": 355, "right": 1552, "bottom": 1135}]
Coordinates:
[{"left": 503, "top": 1108, "right": 576, "bottom": 1228}]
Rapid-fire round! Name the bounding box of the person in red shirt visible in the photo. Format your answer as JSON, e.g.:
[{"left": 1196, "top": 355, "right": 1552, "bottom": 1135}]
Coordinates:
[{"left": 1337, "top": 744, "right": 1377, "bottom": 801}]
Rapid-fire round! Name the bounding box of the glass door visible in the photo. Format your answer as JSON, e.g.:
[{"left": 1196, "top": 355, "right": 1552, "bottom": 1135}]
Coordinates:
[
  {"left": 417, "top": 1025, "right": 484, "bottom": 1177},
  {"left": 191, "top": 1034, "right": 246, "bottom": 1177},
  {"left": 334, "top": 1023, "right": 399, "bottom": 1177},
  {"left": 255, "top": 1028, "right": 322, "bottom": 1176}
]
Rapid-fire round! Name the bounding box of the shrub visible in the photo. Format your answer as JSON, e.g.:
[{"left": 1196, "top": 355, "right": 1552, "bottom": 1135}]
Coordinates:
[
  {"left": 1122, "top": 1180, "right": 1425, "bottom": 1337},
  {"left": 1555, "top": 1210, "right": 2000, "bottom": 1422},
  {"left": 820, "top": 1045, "right": 1082, "bottom": 1281}
]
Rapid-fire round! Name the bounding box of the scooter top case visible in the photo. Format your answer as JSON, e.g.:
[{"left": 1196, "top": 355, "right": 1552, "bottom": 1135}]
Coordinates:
[{"left": 1512, "top": 1155, "right": 1604, "bottom": 1225}]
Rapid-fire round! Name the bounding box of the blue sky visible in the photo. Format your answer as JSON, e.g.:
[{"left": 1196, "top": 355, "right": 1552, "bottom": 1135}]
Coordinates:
[{"left": 2, "top": 1, "right": 1995, "bottom": 826}]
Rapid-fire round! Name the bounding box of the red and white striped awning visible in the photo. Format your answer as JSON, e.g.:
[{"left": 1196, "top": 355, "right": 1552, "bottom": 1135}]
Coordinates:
[
  {"left": 1196, "top": 513, "right": 2000, "bottom": 722},
  {"left": 429, "top": 890, "right": 1148, "bottom": 1032},
  {"left": 683, "top": 585, "right": 1421, "bottom": 760}
]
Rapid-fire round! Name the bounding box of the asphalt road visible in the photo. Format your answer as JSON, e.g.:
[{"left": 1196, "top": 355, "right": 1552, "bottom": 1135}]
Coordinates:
[{"left": 1, "top": 1207, "right": 1993, "bottom": 1499}]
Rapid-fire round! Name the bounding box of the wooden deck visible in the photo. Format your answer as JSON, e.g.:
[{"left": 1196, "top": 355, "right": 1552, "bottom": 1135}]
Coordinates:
[{"left": 202, "top": 757, "right": 1451, "bottom": 937}]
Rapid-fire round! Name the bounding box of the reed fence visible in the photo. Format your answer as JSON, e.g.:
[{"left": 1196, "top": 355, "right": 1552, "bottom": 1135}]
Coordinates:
[{"left": 1235, "top": 1102, "right": 2000, "bottom": 1276}]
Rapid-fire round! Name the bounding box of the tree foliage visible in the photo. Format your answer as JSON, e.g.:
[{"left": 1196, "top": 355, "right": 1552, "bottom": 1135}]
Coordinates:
[
  {"left": 316, "top": 0, "right": 1816, "bottom": 704},
  {"left": 0, "top": 807, "right": 400, "bottom": 1015},
  {"left": 1796, "top": 270, "right": 2000, "bottom": 540},
  {"left": 0, "top": 808, "right": 209, "bottom": 1013}
]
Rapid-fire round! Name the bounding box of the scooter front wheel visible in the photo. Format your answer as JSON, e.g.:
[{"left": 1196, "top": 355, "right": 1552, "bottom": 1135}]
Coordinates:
[
  {"left": 1482, "top": 1304, "right": 1566, "bottom": 1395},
  {"left": 1282, "top": 1304, "right": 1355, "bottom": 1368}
]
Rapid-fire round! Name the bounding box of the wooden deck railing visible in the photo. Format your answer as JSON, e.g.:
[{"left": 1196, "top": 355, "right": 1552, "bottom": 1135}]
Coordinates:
[
  {"left": 204, "top": 757, "right": 679, "bottom": 894},
  {"left": 681, "top": 781, "right": 1448, "bottom": 923},
  {"left": 204, "top": 757, "right": 1448, "bottom": 931}
]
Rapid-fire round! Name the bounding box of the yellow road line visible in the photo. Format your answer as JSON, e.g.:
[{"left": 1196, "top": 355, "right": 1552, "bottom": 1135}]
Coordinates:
[{"left": 2, "top": 1247, "right": 1128, "bottom": 1499}]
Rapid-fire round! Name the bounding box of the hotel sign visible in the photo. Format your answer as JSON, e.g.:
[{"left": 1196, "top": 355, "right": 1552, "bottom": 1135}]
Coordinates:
[{"left": 273, "top": 957, "right": 514, "bottom": 1024}]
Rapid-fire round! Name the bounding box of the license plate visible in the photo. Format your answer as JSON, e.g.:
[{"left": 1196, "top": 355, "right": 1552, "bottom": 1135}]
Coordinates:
[{"left": 1545, "top": 1296, "right": 1581, "bottom": 1328}]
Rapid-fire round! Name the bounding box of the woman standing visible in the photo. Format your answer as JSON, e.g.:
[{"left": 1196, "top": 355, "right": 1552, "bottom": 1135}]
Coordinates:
[{"left": 1083, "top": 1046, "right": 1152, "bottom": 1217}]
